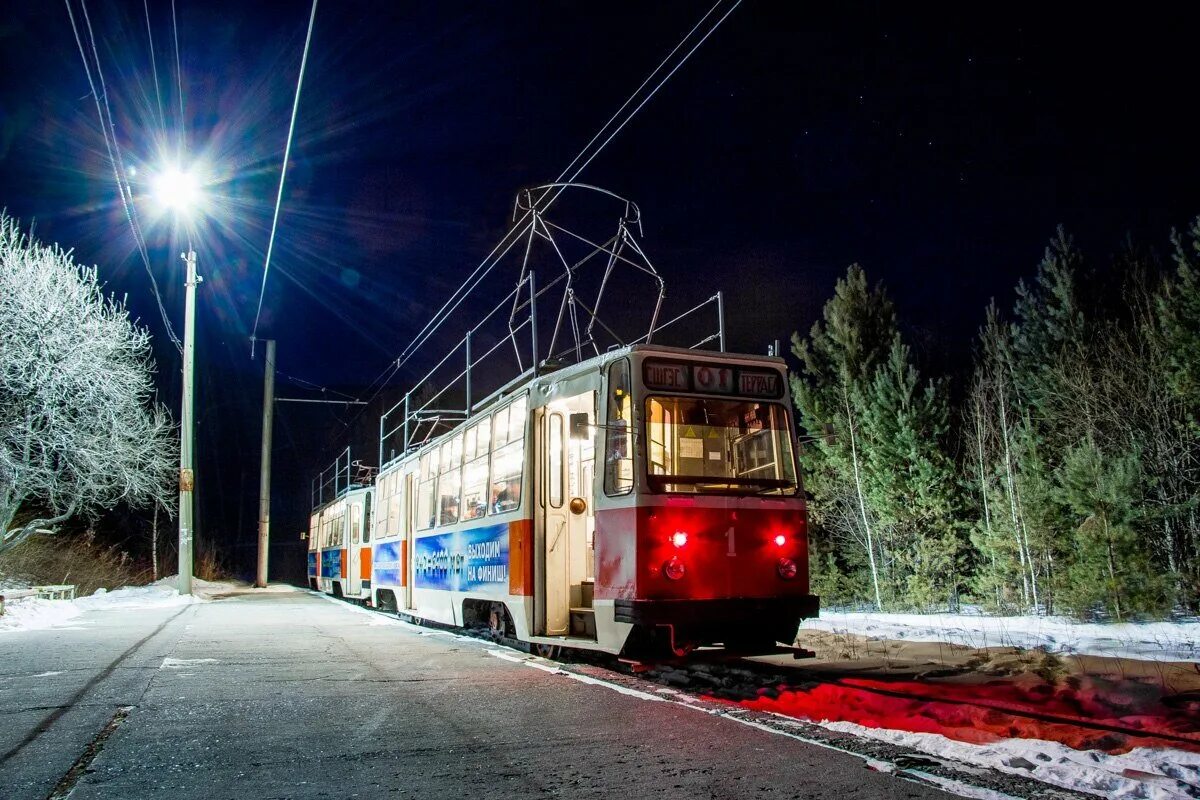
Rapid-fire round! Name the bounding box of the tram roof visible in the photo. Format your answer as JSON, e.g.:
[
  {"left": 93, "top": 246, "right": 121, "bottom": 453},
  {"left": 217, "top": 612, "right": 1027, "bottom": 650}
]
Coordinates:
[{"left": 377, "top": 343, "right": 787, "bottom": 475}]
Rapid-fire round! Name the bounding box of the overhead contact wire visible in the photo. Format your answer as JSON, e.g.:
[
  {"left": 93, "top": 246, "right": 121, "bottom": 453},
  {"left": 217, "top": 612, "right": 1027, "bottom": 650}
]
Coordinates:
[
  {"left": 64, "top": 0, "right": 183, "bottom": 352},
  {"left": 249, "top": 0, "right": 320, "bottom": 350},
  {"left": 384, "top": 0, "right": 735, "bottom": 378}
]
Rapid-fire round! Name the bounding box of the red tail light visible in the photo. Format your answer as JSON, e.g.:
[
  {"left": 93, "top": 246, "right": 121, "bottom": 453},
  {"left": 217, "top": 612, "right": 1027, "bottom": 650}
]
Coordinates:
[
  {"left": 671, "top": 531, "right": 688, "bottom": 548},
  {"left": 773, "top": 533, "right": 787, "bottom": 547},
  {"left": 663, "top": 557, "right": 686, "bottom": 580},
  {"left": 777, "top": 557, "right": 798, "bottom": 580}
]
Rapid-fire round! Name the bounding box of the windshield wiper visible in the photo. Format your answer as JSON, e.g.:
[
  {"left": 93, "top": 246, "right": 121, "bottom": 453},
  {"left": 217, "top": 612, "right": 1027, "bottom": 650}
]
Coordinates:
[{"left": 647, "top": 475, "right": 794, "bottom": 493}]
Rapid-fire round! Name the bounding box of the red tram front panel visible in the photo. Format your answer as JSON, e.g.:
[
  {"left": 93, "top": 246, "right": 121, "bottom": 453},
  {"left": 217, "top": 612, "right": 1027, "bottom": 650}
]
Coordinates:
[{"left": 595, "top": 500, "right": 809, "bottom": 600}]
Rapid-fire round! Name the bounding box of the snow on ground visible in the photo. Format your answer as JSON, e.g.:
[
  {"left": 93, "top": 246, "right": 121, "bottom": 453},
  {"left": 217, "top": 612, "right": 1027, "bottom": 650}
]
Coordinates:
[
  {"left": 149, "top": 575, "right": 297, "bottom": 600},
  {"left": 0, "top": 575, "right": 297, "bottom": 633},
  {"left": 812, "top": 719, "right": 1200, "bottom": 800},
  {"left": 0, "top": 596, "right": 83, "bottom": 632},
  {"left": 807, "top": 610, "right": 1200, "bottom": 662}
]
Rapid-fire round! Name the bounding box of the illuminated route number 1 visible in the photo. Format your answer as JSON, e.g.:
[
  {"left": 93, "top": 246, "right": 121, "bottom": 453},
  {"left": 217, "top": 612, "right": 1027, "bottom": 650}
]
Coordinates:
[{"left": 725, "top": 526, "right": 736, "bottom": 556}]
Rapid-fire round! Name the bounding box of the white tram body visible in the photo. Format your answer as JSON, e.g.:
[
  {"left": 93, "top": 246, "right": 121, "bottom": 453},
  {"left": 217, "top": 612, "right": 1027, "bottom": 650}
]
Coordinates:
[
  {"left": 363, "top": 343, "right": 817, "bottom": 656},
  {"left": 307, "top": 485, "right": 374, "bottom": 601}
]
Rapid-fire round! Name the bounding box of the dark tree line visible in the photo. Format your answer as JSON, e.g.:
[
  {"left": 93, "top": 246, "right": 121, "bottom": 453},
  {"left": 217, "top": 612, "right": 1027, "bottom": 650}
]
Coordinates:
[{"left": 791, "top": 218, "right": 1200, "bottom": 618}]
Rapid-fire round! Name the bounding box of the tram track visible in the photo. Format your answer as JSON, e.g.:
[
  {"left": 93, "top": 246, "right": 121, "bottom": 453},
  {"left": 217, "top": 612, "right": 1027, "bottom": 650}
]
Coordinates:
[
  {"left": 346, "top": 593, "right": 1200, "bottom": 755},
  {"left": 631, "top": 655, "right": 1200, "bottom": 754},
  {"left": 327, "top": 594, "right": 1198, "bottom": 798}
]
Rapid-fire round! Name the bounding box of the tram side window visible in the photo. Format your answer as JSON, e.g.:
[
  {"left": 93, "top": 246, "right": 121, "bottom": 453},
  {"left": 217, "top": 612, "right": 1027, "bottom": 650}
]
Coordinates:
[
  {"left": 363, "top": 492, "right": 372, "bottom": 543},
  {"left": 490, "top": 395, "right": 527, "bottom": 513},
  {"left": 438, "top": 435, "right": 463, "bottom": 526},
  {"left": 382, "top": 473, "right": 397, "bottom": 538},
  {"left": 548, "top": 413, "right": 564, "bottom": 508},
  {"left": 462, "top": 417, "right": 492, "bottom": 521},
  {"left": 417, "top": 450, "right": 438, "bottom": 530},
  {"left": 604, "top": 358, "right": 634, "bottom": 495}
]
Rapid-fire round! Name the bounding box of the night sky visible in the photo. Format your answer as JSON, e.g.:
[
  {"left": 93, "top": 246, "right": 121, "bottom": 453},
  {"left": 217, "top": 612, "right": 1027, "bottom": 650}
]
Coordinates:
[{"left": 2, "top": 2, "right": 1197, "bottom": 580}]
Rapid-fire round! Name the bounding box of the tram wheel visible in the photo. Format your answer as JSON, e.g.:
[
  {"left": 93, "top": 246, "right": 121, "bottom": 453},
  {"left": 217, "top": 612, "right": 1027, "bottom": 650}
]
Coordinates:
[
  {"left": 531, "top": 643, "right": 561, "bottom": 659},
  {"left": 671, "top": 641, "right": 696, "bottom": 658},
  {"left": 488, "top": 603, "right": 510, "bottom": 639}
]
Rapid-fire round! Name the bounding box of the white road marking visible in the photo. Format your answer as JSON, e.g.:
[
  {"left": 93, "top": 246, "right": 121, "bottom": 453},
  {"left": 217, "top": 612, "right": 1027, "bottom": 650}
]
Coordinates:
[
  {"left": 486, "top": 650, "right": 670, "bottom": 702},
  {"left": 160, "top": 658, "right": 219, "bottom": 669},
  {"left": 31, "top": 670, "right": 64, "bottom": 677}
]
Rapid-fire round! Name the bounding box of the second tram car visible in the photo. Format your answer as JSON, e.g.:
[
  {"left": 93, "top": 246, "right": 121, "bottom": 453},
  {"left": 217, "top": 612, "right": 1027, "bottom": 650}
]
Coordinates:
[
  {"left": 341, "top": 343, "right": 817, "bottom": 657},
  {"left": 308, "top": 484, "right": 374, "bottom": 601}
]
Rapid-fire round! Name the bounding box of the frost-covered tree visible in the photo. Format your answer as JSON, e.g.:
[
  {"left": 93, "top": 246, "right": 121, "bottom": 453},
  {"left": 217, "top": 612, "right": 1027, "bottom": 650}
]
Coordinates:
[{"left": 0, "top": 214, "right": 176, "bottom": 554}]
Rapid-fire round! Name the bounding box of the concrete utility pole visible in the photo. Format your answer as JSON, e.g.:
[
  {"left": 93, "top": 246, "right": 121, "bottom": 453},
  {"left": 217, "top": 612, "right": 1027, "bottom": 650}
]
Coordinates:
[
  {"left": 178, "top": 249, "right": 201, "bottom": 596},
  {"left": 256, "top": 339, "right": 276, "bottom": 588}
]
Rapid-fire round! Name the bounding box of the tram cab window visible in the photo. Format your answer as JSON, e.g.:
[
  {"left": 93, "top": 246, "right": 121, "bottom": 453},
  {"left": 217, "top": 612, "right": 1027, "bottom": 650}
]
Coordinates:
[
  {"left": 462, "top": 417, "right": 492, "bottom": 521},
  {"left": 417, "top": 450, "right": 438, "bottom": 530},
  {"left": 604, "top": 358, "right": 634, "bottom": 496},
  {"left": 644, "top": 397, "right": 798, "bottom": 496},
  {"left": 438, "top": 435, "right": 463, "bottom": 526},
  {"left": 490, "top": 395, "right": 526, "bottom": 513}
]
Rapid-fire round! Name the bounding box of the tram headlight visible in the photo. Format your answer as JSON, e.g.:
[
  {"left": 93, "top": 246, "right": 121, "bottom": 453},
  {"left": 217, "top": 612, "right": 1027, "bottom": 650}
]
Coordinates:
[
  {"left": 776, "top": 557, "right": 798, "bottom": 580},
  {"left": 663, "top": 556, "right": 686, "bottom": 580},
  {"left": 671, "top": 531, "right": 688, "bottom": 548}
]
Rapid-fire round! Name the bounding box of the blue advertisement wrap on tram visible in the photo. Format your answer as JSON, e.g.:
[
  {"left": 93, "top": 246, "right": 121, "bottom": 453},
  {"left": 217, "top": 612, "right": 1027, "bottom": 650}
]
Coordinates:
[
  {"left": 320, "top": 549, "right": 342, "bottom": 579},
  {"left": 373, "top": 540, "right": 403, "bottom": 586},
  {"left": 414, "top": 523, "right": 509, "bottom": 591}
]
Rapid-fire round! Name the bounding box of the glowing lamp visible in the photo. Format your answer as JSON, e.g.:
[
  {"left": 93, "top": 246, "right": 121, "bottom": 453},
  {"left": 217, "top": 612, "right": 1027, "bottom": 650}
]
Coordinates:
[
  {"left": 773, "top": 533, "right": 787, "bottom": 547},
  {"left": 671, "top": 531, "right": 688, "bottom": 548},
  {"left": 663, "top": 557, "right": 686, "bottom": 580},
  {"left": 776, "top": 557, "right": 798, "bottom": 580},
  {"left": 151, "top": 166, "right": 201, "bottom": 216}
]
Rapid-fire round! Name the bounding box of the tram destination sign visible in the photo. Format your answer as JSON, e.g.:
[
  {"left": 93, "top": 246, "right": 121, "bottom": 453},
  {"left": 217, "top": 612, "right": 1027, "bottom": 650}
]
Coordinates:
[{"left": 642, "top": 359, "right": 784, "bottom": 399}]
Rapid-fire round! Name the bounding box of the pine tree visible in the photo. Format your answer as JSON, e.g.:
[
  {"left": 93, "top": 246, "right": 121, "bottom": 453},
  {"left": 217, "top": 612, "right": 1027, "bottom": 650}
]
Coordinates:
[
  {"left": 791, "top": 265, "right": 896, "bottom": 608},
  {"left": 861, "top": 336, "right": 965, "bottom": 609},
  {"left": 1056, "top": 440, "right": 1167, "bottom": 618},
  {"left": 1159, "top": 218, "right": 1200, "bottom": 422}
]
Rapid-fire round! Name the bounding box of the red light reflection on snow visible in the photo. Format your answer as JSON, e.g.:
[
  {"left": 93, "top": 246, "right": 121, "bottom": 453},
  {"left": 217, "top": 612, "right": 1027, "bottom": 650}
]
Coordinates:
[{"left": 722, "top": 678, "right": 1200, "bottom": 755}]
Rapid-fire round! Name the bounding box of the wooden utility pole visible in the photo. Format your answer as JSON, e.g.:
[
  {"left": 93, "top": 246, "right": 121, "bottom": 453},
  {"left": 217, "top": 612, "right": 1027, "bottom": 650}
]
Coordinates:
[{"left": 256, "top": 339, "right": 276, "bottom": 588}]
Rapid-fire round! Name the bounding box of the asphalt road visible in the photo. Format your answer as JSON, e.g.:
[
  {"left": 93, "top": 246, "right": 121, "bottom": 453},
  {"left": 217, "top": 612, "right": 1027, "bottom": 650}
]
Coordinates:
[{"left": 0, "top": 590, "right": 959, "bottom": 800}]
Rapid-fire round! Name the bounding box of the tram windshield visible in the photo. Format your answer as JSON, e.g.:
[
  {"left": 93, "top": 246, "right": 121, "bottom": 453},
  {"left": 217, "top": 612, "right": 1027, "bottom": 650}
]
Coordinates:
[{"left": 644, "top": 397, "right": 798, "bottom": 495}]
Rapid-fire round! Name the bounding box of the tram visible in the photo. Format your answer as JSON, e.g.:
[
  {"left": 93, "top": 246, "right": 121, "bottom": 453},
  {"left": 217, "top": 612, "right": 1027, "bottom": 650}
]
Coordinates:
[
  {"left": 350, "top": 342, "right": 818, "bottom": 657},
  {"left": 307, "top": 481, "right": 374, "bottom": 601}
]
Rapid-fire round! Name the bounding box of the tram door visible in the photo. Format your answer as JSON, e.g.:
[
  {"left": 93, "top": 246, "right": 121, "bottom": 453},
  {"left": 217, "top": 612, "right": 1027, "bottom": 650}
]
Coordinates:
[
  {"left": 346, "top": 497, "right": 363, "bottom": 597},
  {"left": 541, "top": 391, "right": 596, "bottom": 637},
  {"left": 544, "top": 411, "right": 569, "bottom": 635}
]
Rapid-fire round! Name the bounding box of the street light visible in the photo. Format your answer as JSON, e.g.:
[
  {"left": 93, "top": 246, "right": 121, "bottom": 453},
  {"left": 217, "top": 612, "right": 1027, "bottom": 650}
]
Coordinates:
[
  {"left": 152, "top": 164, "right": 203, "bottom": 597},
  {"left": 152, "top": 168, "right": 201, "bottom": 213}
]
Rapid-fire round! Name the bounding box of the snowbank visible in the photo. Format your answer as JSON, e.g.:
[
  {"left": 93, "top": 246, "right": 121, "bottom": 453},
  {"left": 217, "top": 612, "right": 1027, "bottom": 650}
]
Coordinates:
[
  {"left": 807, "top": 611, "right": 1200, "bottom": 662},
  {"left": 74, "top": 584, "right": 198, "bottom": 612},
  {"left": 151, "top": 575, "right": 298, "bottom": 600},
  {"left": 1, "top": 581, "right": 198, "bottom": 633},
  {"left": 814, "top": 720, "right": 1200, "bottom": 800},
  {"left": 0, "top": 596, "right": 83, "bottom": 632},
  {"left": 0, "top": 576, "right": 300, "bottom": 633}
]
